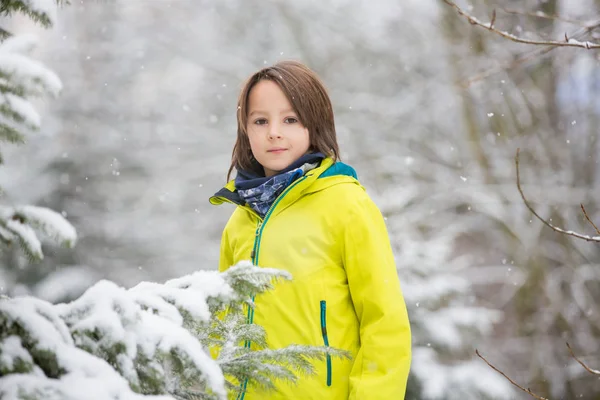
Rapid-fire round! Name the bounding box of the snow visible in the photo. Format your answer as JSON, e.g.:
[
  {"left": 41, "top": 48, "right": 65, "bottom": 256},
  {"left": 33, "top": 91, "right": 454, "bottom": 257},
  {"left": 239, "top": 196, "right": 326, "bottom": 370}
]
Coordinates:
[
  {"left": 0, "top": 261, "right": 297, "bottom": 399},
  {"left": 54, "top": 274, "right": 231, "bottom": 398},
  {"left": 0, "top": 34, "right": 38, "bottom": 55},
  {"left": 1, "top": 297, "right": 74, "bottom": 349},
  {"left": 33, "top": 265, "right": 99, "bottom": 303},
  {"left": 0, "top": 336, "right": 33, "bottom": 370},
  {"left": 0, "top": 360, "right": 175, "bottom": 400},
  {"left": 0, "top": 205, "right": 76, "bottom": 262},
  {"left": 0, "top": 265, "right": 268, "bottom": 399},
  {"left": 1, "top": 93, "right": 41, "bottom": 129},
  {"left": 0, "top": 43, "right": 62, "bottom": 97},
  {"left": 132, "top": 280, "right": 212, "bottom": 322},
  {"left": 4, "top": 218, "right": 43, "bottom": 259},
  {"left": 140, "top": 311, "right": 224, "bottom": 393},
  {"left": 17, "top": 205, "right": 77, "bottom": 246}
]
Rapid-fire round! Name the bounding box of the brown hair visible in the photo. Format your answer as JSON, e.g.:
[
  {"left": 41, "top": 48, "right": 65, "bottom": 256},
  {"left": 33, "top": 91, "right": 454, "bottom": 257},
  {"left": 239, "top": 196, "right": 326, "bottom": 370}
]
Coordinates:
[{"left": 227, "top": 60, "right": 340, "bottom": 181}]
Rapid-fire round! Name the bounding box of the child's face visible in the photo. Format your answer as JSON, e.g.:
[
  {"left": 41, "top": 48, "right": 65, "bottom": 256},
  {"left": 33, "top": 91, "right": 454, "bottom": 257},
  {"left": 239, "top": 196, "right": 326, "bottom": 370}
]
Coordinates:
[{"left": 246, "top": 80, "right": 310, "bottom": 177}]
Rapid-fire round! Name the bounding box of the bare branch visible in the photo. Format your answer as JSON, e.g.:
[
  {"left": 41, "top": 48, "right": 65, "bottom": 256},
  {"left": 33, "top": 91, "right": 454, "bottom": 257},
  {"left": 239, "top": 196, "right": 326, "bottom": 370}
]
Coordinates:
[
  {"left": 460, "top": 19, "right": 600, "bottom": 86},
  {"left": 566, "top": 342, "right": 600, "bottom": 376},
  {"left": 580, "top": 205, "right": 600, "bottom": 235},
  {"left": 475, "top": 349, "right": 549, "bottom": 400},
  {"left": 442, "top": 0, "right": 600, "bottom": 49},
  {"left": 516, "top": 148, "right": 600, "bottom": 243},
  {"left": 459, "top": 45, "right": 555, "bottom": 88},
  {"left": 501, "top": 8, "right": 596, "bottom": 27}
]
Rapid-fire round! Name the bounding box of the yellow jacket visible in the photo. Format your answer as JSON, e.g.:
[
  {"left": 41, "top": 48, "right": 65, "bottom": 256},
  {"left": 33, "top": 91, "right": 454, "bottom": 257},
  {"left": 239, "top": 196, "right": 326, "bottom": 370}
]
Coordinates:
[{"left": 210, "top": 157, "right": 411, "bottom": 400}]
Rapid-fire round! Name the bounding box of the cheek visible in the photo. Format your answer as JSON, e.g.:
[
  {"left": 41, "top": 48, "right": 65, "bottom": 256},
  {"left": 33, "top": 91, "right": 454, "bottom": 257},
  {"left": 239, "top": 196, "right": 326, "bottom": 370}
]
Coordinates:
[
  {"left": 301, "top": 128, "right": 310, "bottom": 148},
  {"left": 246, "top": 130, "right": 261, "bottom": 147}
]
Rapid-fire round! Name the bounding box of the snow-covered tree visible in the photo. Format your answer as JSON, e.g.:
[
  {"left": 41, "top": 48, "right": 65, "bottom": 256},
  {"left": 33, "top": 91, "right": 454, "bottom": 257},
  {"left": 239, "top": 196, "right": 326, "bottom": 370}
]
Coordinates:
[
  {"left": 0, "top": 262, "right": 347, "bottom": 400},
  {"left": 0, "top": 0, "right": 76, "bottom": 261}
]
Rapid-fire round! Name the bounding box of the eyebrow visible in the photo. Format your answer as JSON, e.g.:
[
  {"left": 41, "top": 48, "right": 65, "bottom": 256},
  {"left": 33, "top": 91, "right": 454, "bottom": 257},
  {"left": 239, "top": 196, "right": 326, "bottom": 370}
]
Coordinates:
[{"left": 249, "top": 109, "right": 296, "bottom": 116}]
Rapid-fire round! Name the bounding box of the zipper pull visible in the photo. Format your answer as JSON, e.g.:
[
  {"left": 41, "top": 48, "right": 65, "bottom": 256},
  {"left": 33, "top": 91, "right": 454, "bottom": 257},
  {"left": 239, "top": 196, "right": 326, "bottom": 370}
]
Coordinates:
[
  {"left": 250, "top": 250, "right": 255, "bottom": 259},
  {"left": 255, "top": 221, "right": 262, "bottom": 236}
]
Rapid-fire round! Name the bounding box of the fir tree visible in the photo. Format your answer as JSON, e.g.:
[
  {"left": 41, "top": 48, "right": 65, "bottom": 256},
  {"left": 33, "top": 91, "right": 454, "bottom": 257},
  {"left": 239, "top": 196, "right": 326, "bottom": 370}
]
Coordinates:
[
  {"left": 0, "top": 261, "right": 348, "bottom": 400},
  {"left": 0, "top": 0, "right": 75, "bottom": 261}
]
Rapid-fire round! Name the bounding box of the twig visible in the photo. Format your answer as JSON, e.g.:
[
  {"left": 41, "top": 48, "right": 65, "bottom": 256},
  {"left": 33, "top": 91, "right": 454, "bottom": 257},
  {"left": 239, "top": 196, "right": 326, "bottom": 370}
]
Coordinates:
[
  {"left": 580, "top": 205, "right": 600, "bottom": 235},
  {"left": 516, "top": 148, "right": 600, "bottom": 243},
  {"left": 460, "top": 45, "right": 554, "bottom": 87},
  {"left": 566, "top": 342, "right": 600, "bottom": 376},
  {"left": 460, "top": 19, "right": 600, "bottom": 87},
  {"left": 475, "top": 349, "right": 549, "bottom": 400},
  {"left": 443, "top": 0, "right": 600, "bottom": 49},
  {"left": 501, "top": 8, "right": 595, "bottom": 27}
]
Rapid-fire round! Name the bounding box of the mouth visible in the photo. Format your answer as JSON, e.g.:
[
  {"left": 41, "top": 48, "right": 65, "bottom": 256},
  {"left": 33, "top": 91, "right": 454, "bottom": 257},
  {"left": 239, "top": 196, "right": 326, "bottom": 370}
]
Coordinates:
[{"left": 267, "top": 148, "right": 287, "bottom": 153}]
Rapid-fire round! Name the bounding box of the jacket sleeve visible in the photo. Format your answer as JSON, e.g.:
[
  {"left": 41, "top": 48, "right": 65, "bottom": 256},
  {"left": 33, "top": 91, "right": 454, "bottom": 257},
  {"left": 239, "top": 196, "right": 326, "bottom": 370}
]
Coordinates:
[
  {"left": 218, "top": 224, "right": 234, "bottom": 273},
  {"left": 210, "top": 224, "right": 235, "bottom": 361},
  {"left": 343, "top": 193, "right": 412, "bottom": 400}
]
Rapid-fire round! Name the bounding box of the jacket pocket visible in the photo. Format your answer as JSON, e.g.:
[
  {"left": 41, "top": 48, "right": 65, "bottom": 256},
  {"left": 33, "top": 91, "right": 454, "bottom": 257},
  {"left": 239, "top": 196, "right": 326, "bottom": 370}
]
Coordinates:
[{"left": 320, "top": 300, "right": 332, "bottom": 387}]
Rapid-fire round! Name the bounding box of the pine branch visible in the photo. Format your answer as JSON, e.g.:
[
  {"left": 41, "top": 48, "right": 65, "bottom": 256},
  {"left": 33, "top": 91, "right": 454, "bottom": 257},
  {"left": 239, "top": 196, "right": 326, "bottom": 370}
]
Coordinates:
[
  {"left": 14, "top": 205, "right": 77, "bottom": 248},
  {"left": 221, "top": 345, "right": 350, "bottom": 393},
  {"left": 221, "top": 262, "right": 292, "bottom": 299},
  {"left": 0, "top": 205, "right": 76, "bottom": 260},
  {"left": 0, "top": 0, "right": 55, "bottom": 29},
  {"left": 0, "top": 124, "right": 26, "bottom": 144},
  {"left": 0, "top": 100, "right": 39, "bottom": 131},
  {"left": 2, "top": 216, "right": 43, "bottom": 260},
  {"left": 0, "top": 222, "right": 13, "bottom": 245}
]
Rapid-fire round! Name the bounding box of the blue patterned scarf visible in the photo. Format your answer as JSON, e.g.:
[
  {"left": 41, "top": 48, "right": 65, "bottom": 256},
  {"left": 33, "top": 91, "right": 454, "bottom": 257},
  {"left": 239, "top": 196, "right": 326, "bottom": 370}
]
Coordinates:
[{"left": 235, "top": 153, "right": 325, "bottom": 218}]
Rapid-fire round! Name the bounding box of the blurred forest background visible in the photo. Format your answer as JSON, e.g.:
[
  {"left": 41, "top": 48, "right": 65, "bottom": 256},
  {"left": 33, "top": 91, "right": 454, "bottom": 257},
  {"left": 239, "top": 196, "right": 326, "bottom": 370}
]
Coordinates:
[{"left": 1, "top": 0, "right": 599, "bottom": 399}]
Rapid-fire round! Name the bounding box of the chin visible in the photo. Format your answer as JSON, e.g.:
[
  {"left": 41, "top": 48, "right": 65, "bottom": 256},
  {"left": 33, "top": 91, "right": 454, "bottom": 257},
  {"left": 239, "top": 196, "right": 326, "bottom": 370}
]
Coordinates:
[{"left": 266, "top": 163, "right": 289, "bottom": 172}]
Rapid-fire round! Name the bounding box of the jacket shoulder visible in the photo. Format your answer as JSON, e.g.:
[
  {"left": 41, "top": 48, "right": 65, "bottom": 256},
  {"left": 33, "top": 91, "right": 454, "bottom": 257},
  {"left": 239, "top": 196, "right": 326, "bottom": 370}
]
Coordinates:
[
  {"left": 314, "top": 179, "right": 379, "bottom": 214},
  {"left": 223, "top": 206, "right": 254, "bottom": 232}
]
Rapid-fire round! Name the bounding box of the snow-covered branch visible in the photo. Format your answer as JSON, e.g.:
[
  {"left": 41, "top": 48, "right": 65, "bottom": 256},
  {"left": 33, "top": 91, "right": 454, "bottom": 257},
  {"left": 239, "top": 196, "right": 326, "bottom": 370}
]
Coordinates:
[
  {"left": 0, "top": 262, "right": 343, "bottom": 400},
  {"left": 0, "top": 205, "right": 76, "bottom": 260},
  {"left": 0, "top": 0, "right": 61, "bottom": 32},
  {"left": 0, "top": 0, "right": 71, "bottom": 262}
]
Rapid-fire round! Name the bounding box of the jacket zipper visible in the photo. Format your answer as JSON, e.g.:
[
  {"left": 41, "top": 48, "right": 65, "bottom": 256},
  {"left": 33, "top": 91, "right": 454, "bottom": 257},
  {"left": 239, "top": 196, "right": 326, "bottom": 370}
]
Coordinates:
[
  {"left": 320, "top": 300, "right": 332, "bottom": 387},
  {"left": 238, "top": 175, "right": 309, "bottom": 400}
]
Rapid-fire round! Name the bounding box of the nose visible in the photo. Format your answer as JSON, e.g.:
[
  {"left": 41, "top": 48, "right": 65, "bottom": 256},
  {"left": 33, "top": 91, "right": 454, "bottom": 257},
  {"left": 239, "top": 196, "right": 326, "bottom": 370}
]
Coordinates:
[{"left": 268, "top": 121, "right": 281, "bottom": 139}]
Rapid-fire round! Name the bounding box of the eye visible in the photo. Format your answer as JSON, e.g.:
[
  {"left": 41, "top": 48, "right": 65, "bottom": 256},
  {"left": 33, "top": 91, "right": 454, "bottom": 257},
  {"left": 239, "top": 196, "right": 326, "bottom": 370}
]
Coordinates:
[
  {"left": 254, "top": 118, "right": 268, "bottom": 125},
  {"left": 284, "top": 117, "right": 299, "bottom": 124}
]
